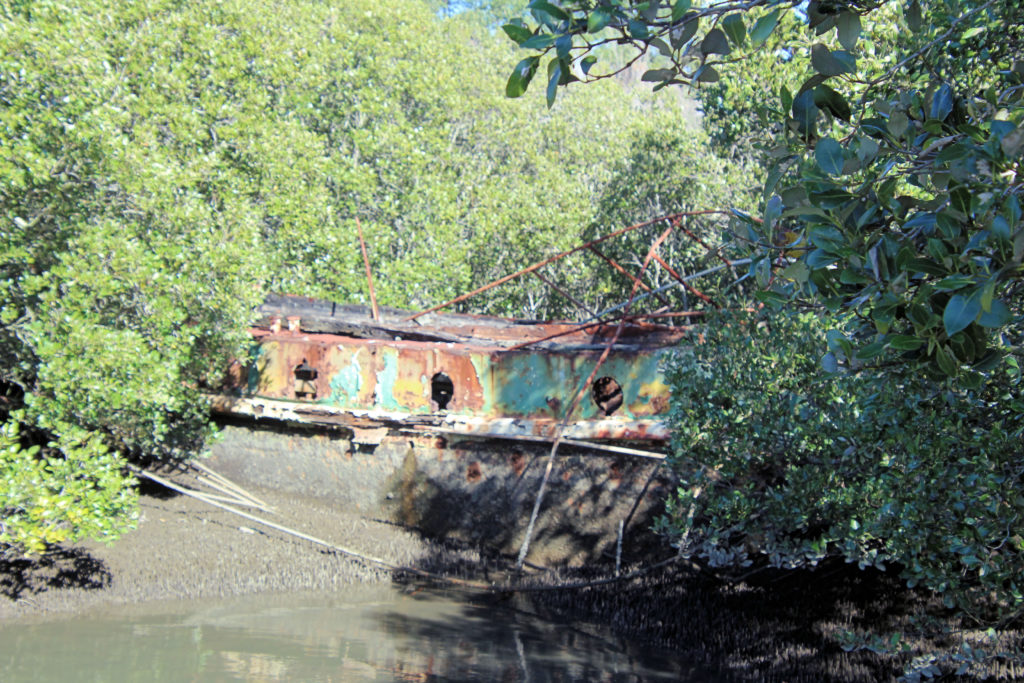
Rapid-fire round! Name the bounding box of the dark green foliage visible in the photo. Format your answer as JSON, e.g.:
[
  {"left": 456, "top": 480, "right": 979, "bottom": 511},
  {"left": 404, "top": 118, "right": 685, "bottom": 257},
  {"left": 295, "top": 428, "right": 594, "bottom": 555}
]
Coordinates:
[
  {"left": 664, "top": 310, "right": 1024, "bottom": 624},
  {"left": 503, "top": 0, "right": 1024, "bottom": 376},
  {"left": 502, "top": 0, "right": 1024, "bottom": 661},
  {"left": 0, "top": 0, "right": 736, "bottom": 555}
]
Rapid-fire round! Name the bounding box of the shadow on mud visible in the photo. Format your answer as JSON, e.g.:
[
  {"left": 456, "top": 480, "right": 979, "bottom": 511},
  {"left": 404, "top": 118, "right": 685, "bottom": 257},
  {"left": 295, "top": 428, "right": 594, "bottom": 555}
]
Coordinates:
[
  {"left": 0, "top": 548, "right": 111, "bottom": 601},
  {"left": 394, "top": 543, "right": 957, "bottom": 682}
]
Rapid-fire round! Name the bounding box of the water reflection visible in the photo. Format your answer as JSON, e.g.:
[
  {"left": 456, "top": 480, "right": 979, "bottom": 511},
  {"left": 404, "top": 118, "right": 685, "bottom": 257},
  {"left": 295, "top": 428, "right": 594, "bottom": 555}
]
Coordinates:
[{"left": 0, "top": 586, "right": 696, "bottom": 681}]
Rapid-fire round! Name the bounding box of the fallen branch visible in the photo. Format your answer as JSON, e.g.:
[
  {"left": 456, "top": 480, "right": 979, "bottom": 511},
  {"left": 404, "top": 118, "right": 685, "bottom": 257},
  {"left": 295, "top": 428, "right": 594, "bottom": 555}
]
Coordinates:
[
  {"left": 190, "top": 461, "right": 273, "bottom": 508},
  {"left": 515, "top": 219, "right": 681, "bottom": 570},
  {"left": 130, "top": 465, "right": 689, "bottom": 595}
]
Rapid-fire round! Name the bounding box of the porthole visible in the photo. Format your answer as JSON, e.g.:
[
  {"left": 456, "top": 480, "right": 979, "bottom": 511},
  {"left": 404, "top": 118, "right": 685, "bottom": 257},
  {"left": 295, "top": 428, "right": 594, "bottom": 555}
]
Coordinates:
[
  {"left": 592, "top": 376, "right": 623, "bottom": 416},
  {"left": 431, "top": 372, "right": 454, "bottom": 410}
]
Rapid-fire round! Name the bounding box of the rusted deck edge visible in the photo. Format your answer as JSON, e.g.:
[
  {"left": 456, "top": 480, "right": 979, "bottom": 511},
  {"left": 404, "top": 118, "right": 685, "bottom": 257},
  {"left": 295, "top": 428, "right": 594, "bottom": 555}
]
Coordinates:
[{"left": 208, "top": 395, "right": 669, "bottom": 443}]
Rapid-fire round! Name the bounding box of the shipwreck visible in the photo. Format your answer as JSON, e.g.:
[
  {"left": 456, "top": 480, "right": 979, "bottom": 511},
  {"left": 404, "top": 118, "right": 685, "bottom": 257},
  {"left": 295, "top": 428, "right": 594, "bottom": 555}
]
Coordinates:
[
  {"left": 205, "top": 213, "right": 722, "bottom": 565},
  {"left": 213, "top": 294, "right": 687, "bottom": 447}
]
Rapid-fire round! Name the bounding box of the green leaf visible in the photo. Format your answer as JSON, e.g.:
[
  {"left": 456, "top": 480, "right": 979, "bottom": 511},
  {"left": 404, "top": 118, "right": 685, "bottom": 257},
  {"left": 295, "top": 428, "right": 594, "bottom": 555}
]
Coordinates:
[
  {"left": 943, "top": 293, "right": 981, "bottom": 337},
  {"left": 906, "top": 0, "right": 923, "bottom": 32},
  {"left": 792, "top": 90, "right": 818, "bottom": 137},
  {"left": 521, "top": 34, "right": 555, "bottom": 50},
  {"left": 750, "top": 9, "right": 781, "bottom": 45},
  {"left": 650, "top": 37, "right": 673, "bottom": 55},
  {"left": 589, "top": 8, "right": 610, "bottom": 33},
  {"left": 888, "top": 335, "right": 924, "bottom": 351},
  {"left": 961, "top": 25, "right": 985, "bottom": 41},
  {"left": 695, "top": 64, "right": 720, "bottom": 83},
  {"left": 934, "top": 275, "right": 974, "bottom": 292},
  {"left": 906, "top": 258, "right": 947, "bottom": 276},
  {"left": 641, "top": 68, "right": 676, "bottom": 83},
  {"left": 779, "top": 84, "right": 793, "bottom": 114},
  {"left": 546, "top": 59, "right": 561, "bottom": 108},
  {"left": 701, "top": 28, "right": 730, "bottom": 55},
  {"left": 856, "top": 340, "right": 886, "bottom": 360},
  {"left": 580, "top": 55, "right": 597, "bottom": 75},
  {"left": 978, "top": 299, "right": 1011, "bottom": 328},
  {"left": 754, "top": 290, "right": 787, "bottom": 306},
  {"left": 935, "top": 344, "right": 959, "bottom": 377},
  {"left": 813, "top": 84, "right": 851, "bottom": 121},
  {"left": 754, "top": 258, "right": 772, "bottom": 288},
  {"left": 781, "top": 261, "right": 809, "bottom": 283},
  {"left": 990, "top": 215, "right": 1011, "bottom": 241},
  {"left": 628, "top": 19, "right": 650, "bottom": 39},
  {"left": 981, "top": 278, "right": 996, "bottom": 311},
  {"left": 529, "top": 0, "right": 570, "bottom": 22},
  {"left": 721, "top": 14, "right": 746, "bottom": 47},
  {"left": 763, "top": 165, "right": 785, "bottom": 203},
  {"left": 810, "top": 44, "right": 856, "bottom": 76},
  {"left": 506, "top": 56, "right": 540, "bottom": 97},
  {"left": 821, "top": 352, "right": 839, "bottom": 373},
  {"left": 836, "top": 11, "right": 861, "bottom": 51},
  {"left": 555, "top": 34, "right": 572, "bottom": 60},
  {"left": 671, "top": 13, "right": 699, "bottom": 49},
  {"left": 950, "top": 185, "right": 971, "bottom": 216},
  {"left": 815, "top": 137, "right": 845, "bottom": 176},
  {"left": 930, "top": 83, "right": 954, "bottom": 122},
  {"left": 672, "top": 0, "right": 692, "bottom": 21},
  {"left": 502, "top": 23, "right": 533, "bottom": 45}
]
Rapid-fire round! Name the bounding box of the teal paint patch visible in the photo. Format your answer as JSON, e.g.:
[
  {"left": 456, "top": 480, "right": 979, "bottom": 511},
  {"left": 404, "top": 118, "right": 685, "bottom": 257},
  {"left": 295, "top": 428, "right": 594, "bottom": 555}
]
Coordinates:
[
  {"left": 246, "top": 343, "right": 265, "bottom": 395},
  {"left": 493, "top": 350, "right": 668, "bottom": 420},
  {"left": 327, "top": 350, "right": 363, "bottom": 408},
  {"left": 494, "top": 352, "right": 574, "bottom": 418},
  {"left": 375, "top": 347, "right": 401, "bottom": 411},
  {"left": 469, "top": 353, "right": 494, "bottom": 415},
  {"left": 574, "top": 353, "right": 664, "bottom": 419}
]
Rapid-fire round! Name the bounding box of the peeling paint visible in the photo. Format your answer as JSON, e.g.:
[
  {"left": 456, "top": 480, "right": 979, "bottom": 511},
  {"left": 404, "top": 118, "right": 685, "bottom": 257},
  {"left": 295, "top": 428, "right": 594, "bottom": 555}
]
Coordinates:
[
  {"left": 218, "top": 295, "right": 687, "bottom": 442},
  {"left": 375, "top": 347, "right": 400, "bottom": 411},
  {"left": 329, "top": 350, "right": 363, "bottom": 406}
]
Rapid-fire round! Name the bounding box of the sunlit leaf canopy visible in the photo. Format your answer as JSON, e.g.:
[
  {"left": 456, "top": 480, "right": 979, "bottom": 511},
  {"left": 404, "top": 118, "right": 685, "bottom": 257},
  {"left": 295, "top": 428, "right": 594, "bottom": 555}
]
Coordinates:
[{"left": 504, "top": 0, "right": 1024, "bottom": 381}]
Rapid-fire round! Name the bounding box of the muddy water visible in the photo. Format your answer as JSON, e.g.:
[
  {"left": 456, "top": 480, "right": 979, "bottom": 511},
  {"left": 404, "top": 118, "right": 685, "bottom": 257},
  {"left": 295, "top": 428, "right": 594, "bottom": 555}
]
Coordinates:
[{"left": 0, "top": 586, "right": 698, "bottom": 682}]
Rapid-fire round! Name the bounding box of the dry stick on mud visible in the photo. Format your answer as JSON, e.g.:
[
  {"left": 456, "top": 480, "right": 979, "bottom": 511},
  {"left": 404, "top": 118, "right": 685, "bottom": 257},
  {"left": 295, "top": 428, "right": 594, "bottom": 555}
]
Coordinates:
[
  {"left": 131, "top": 466, "right": 687, "bottom": 594},
  {"left": 515, "top": 218, "right": 683, "bottom": 571},
  {"left": 130, "top": 467, "right": 471, "bottom": 585},
  {"left": 406, "top": 427, "right": 667, "bottom": 460},
  {"left": 185, "top": 464, "right": 274, "bottom": 513},
  {"left": 189, "top": 461, "right": 273, "bottom": 510}
]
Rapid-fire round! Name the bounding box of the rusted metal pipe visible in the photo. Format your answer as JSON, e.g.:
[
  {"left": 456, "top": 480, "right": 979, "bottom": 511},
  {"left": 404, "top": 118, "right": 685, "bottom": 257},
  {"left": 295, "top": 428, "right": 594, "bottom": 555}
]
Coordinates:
[
  {"left": 516, "top": 219, "right": 680, "bottom": 570},
  {"left": 650, "top": 252, "right": 719, "bottom": 308},
  {"left": 405, "top": 211, "right": 727, "bottom": 321},
  {"left": 531, "top": 270, "right": 596, "bottom": 317},
  {"left": 587, "top": 245, "right": 673, "bottom": 307},
  {"left": 356, "top": 217, "right": 380, "bottom": 322},
  {"left": 676, "top": 221, "right": 735, "bottom": 268}
]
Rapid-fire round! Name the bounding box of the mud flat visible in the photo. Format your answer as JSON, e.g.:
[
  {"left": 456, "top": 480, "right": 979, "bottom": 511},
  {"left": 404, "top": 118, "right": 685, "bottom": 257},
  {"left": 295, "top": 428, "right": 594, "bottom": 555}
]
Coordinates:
[
  {"left": 0, "top": 479, "right": 896, "bottom": 681},
  {"left": 0, "top": 479, "right": 476, "bottom": 621},
  {"left": 2, "top": 474, "right": 1021, "bottom": 681}
]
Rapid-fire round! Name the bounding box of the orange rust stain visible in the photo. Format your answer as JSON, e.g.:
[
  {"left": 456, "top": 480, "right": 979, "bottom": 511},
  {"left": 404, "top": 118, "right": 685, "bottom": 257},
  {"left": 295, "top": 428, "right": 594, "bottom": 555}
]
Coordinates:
[
  {"left": 466, "top": 462, "right": 482, "bottom": 483},
  {"left": 509, "top": 450, "right": 526, "bottom": 477},
  {"left": 608, "top": 460, "right": 623, "bottom": 481},
  {"left": 649, "top": 393, "right": 670, "bottom": 414}
]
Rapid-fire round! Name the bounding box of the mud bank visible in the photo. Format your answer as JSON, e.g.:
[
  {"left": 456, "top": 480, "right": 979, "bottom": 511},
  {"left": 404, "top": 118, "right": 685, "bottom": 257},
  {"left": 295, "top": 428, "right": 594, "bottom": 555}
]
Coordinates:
[
  {"left": 3, "top": 474, "right": 1021, "bottom": 681},
  {"left": 0, "top": 478, "right": 897, "bottom": 682},
  {"left": 0, "top": 478, "right": 477, "bottom": 621}
]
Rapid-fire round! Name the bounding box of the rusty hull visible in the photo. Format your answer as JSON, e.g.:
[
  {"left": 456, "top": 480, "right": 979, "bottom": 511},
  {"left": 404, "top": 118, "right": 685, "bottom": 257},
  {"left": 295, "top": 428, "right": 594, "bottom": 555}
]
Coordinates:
[{"left": 215, "top": 295, "right": 686, "bottom": 442}]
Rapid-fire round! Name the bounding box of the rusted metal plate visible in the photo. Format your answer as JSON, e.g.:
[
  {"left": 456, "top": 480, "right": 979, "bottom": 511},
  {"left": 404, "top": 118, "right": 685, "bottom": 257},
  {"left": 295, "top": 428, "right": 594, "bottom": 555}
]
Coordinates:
[{"left": 214, "top": 295, "right": 685, "bottom": 441}]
